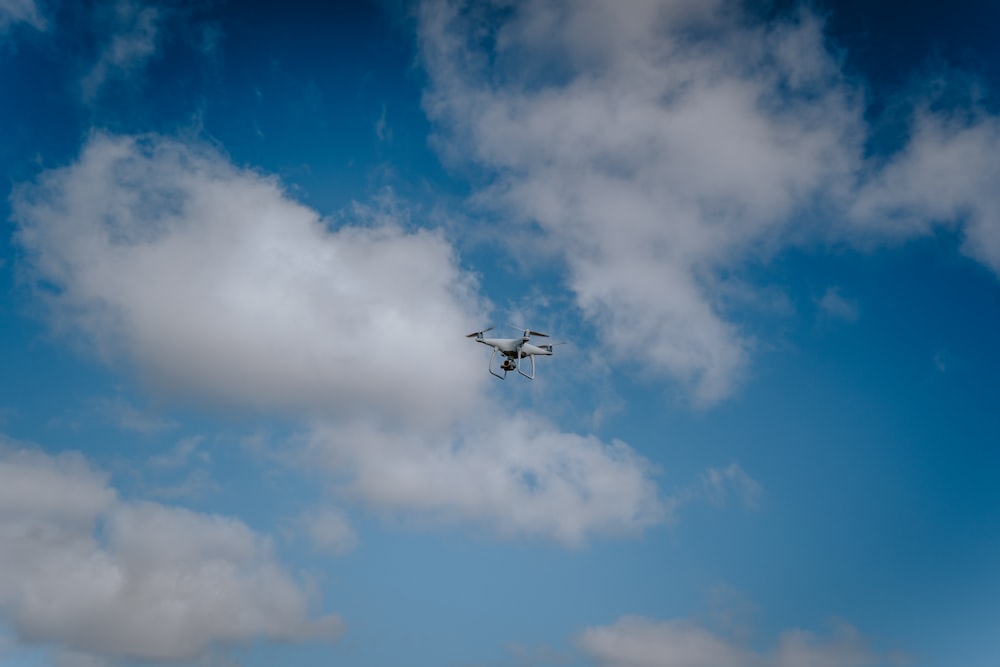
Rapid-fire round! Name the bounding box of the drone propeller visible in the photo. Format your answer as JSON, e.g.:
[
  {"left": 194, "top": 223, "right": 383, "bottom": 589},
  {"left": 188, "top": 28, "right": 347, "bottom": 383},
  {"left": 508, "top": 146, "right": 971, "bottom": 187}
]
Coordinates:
[
  {"left": 465, "top": 326, "right": 494, "bottom": 338},
  {"left": 507, "top": 323, "right": 549, "bottom": 338}
]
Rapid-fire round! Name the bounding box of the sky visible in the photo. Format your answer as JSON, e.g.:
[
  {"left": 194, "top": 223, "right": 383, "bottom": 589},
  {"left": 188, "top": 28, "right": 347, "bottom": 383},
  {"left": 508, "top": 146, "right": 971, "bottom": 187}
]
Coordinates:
[{"left": 1, "top": 0, "right": 999, "bottom": 666}]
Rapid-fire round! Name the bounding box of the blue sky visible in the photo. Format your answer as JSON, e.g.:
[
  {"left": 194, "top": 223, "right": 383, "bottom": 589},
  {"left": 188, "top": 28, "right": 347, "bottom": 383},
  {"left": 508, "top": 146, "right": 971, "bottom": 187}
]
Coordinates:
[{"left": 1, "top": 1, "right": 999, "bottom": 666}]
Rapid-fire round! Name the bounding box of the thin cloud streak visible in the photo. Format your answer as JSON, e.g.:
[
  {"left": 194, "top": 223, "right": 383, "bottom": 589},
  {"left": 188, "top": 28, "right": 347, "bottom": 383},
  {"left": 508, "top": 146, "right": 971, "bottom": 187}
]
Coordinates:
[{"left": 80, "top": 0, "right": 161, "bottom": 103}]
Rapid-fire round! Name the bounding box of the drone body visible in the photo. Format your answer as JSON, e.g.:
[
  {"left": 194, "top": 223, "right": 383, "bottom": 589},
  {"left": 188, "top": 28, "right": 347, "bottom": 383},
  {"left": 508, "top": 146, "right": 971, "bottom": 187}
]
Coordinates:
[{"left": 466, "top": 327, "right": 554, "bottom": 380}]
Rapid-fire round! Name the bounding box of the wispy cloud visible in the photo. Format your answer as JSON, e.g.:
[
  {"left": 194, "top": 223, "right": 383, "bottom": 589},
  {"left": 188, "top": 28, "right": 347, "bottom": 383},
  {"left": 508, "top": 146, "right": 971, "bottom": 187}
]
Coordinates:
[
  {"left": 850, "top": 106, "right": 1000, "bottom": 273},
  {"left": 146, "top": 467, "right": 220, "bottom": 501},
  {"left": 376, "top": 103, "right": 391, "bottom": 143},
  {"left": 90, "top": 395, "right": 177, "bottom": 434},
  {"left": 0, "top": 0, "right": 46, "bottom": 32},
  {"left": 144, "top": 435, "right": 219, "bottom": 500},
  {"left": 148, "top": 435, "right": 206, "bottom": 469},
  {"left": 80, "top": 1, "right": 162, "bottom": 103},
  {"left": 817, "top": 287, "right": 860, "bottom": 322},
  {"left": 699, "top": 462, "right": 763, "bottom": 510}
]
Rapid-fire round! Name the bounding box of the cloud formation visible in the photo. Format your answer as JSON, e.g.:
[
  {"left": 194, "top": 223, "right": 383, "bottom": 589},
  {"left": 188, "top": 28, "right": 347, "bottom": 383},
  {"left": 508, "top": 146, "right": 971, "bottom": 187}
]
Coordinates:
[
  {"left": 13, "top": 132, "right": 485, "bottom": 427},
  {"left": 13, "top": 131, "right": 666, "bottom": 544},
  {"left": 850, "top": 108, "right": 1000, "bottom": 272},
  {"left": 418, "top": 0, "right": 1000, "bottom": 404},
  {"left": 309, "top": 412, "right": 667, "bottom": 545},
  {"left": 0, "top": 441, "right": 340, "bottom": 663},
  {"left": 579, "top": 615, "right": 889, "bottom": 667},
  {"left": 419, "top": 0, "right": 864, "bottom": 404}
]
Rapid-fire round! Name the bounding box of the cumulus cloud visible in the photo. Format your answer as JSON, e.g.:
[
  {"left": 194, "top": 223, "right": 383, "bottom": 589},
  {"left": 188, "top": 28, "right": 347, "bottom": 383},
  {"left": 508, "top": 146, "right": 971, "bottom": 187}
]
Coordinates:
[
  {"left": 0, "top": 440, "right": 340, "bottom": 663},
  {"left": 418, "top": 0, "right": 1000, "bottom": 404},
  {"left": 308, "top": 411, "right": 667, "bottom": 546},
  {"left": 0, "top": 0, "right": 45, "bottom": 32},
  {"left": 579, "top": 616, "right": 889, "bottom": 667},
  {"left": 13, "top": 131, "right": 486, "bottom": 428}
]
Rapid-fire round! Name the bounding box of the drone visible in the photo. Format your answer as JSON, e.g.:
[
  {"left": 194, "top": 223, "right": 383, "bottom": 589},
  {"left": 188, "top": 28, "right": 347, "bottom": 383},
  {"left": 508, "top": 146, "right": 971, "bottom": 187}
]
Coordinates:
[{"left": 466, "top": 327, "right": 555, "bottom": 380}]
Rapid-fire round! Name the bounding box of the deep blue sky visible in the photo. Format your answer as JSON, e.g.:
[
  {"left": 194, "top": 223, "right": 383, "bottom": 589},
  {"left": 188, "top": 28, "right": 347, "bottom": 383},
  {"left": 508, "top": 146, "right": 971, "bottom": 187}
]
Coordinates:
[{"left": 1, "top": 2, "right": 999, "bottom": 667}]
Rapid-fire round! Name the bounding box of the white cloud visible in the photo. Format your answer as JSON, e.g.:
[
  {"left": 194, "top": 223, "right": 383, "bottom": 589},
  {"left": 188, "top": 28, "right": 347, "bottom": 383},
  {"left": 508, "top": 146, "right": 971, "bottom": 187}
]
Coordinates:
[
  {"left": 581, "top": 616, "right": 755, "bottom": 667},
  {"left": 417, "top": 0, "right": 1000, "bottom": 404},
  {"left": 308, "top": 411, "right": 667, "bottom": 546},
  {"left": 13, "top": 131, "right": 486, "bottom": 428},
  {"left": 0, "top": 446, "right": 115, "bottom": 525},
  {"left": 0, "top": 0, "right": 45, "bottom": 32},
  {"left": 579, "top": 616, "right": 887, "bottom": 667},
  {"left": 81, "top": 0, "right": 161, "bottom": 102},
  {"left": 0, "top": 440, "right": 340, "bottom": 663},
  {"left": 850, "top": 108, "right": 1000, "bottom": 272}
]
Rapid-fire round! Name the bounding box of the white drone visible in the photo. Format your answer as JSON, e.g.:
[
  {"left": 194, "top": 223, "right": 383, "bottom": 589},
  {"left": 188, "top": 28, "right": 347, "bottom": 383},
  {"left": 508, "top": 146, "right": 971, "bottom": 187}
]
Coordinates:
[{"left": 466, "top": 327, "right": 555, "bottom": 380}]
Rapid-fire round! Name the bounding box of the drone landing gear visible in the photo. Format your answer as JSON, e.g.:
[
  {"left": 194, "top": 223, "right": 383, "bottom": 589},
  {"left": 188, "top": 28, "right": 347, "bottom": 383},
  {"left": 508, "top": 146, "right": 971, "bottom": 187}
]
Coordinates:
[
  {"left": 517, "top": 354, "right": 535, "bottom": 380},
  {"left": 488, "top": 348, "right": 507, "bottom": 379},
  {"left": 488, "top": 348, "right": 536, "bottom": 380}
]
